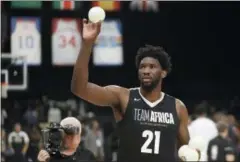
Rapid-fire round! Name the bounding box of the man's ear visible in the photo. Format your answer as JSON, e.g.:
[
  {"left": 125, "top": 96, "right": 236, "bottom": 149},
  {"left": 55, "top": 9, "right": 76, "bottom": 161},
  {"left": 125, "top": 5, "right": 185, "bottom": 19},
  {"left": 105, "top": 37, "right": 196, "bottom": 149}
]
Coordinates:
[{"left": 161, "top": 71, "right": 167, "bottom": 78}]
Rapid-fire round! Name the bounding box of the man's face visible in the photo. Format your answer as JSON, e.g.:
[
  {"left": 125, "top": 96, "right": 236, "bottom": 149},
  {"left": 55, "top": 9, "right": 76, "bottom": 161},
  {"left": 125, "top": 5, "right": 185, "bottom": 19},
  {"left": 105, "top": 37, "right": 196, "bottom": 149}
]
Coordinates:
[
  {"left": 15, "top": 124, "right": 21, "bottom": 133},
  {"left": 63, "top": 134, "right": 81, "bottom": 150},
  {"left": 92, "top": 120, "right": 99, "bottom": 130},
  {"left": 138, "top": 57, "right": 165, "bottom": 91}
]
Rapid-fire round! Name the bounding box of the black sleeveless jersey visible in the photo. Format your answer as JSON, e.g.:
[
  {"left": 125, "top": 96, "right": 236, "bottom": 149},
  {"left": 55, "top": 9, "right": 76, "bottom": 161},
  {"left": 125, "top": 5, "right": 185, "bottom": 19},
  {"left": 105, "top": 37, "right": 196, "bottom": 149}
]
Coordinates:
[{"left": 117, "top": 88, "right": 180, "bottom": 162}]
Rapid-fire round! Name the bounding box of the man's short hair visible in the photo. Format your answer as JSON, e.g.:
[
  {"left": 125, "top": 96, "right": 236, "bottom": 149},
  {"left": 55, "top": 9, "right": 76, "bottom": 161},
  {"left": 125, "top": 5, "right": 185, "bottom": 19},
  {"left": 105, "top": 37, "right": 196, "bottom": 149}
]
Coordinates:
[
  {"left": 135, "top": 44, "right": 172, "bottom": 73},
  {"left": 194, "top": 103, "right": 208, "bottom": 116},
  {"left": 216, "top": 121, "right": 228, "bottom": 133},
  {"left": 60, "top": 117, "right": 82, "bottom": 135}
]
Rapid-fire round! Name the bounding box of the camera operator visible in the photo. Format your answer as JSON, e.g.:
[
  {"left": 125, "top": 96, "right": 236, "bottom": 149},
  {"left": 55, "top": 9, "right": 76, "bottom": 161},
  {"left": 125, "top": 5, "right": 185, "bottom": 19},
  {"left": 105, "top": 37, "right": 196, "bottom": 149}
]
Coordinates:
[{"left": 37, "top": 117, "right": 96, "bottom": 162}]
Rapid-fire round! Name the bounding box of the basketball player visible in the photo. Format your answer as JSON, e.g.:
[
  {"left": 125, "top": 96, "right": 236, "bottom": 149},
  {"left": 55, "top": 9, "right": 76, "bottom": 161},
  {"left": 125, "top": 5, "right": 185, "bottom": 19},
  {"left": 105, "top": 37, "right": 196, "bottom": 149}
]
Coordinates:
[{"left": 71, "top": 19, "right": 197, "bottom": 162}]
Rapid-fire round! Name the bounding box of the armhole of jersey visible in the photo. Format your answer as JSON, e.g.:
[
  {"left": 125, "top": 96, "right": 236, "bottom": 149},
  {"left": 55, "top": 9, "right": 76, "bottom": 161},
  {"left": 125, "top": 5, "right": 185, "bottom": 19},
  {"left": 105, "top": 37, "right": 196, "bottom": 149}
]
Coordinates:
[
  {"left": 173, "top": 97, "right": 181, "bottom": 128},
  {"left": 116, "top": 88, "right": 137, "bottom": 125}
]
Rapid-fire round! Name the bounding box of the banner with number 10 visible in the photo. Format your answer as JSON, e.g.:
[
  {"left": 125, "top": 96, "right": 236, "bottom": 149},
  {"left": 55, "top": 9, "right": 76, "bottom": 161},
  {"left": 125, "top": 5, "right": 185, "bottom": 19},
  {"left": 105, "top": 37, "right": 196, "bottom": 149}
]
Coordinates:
[{"left": 11, "top": 17, "right": 41, "bottom": 65}]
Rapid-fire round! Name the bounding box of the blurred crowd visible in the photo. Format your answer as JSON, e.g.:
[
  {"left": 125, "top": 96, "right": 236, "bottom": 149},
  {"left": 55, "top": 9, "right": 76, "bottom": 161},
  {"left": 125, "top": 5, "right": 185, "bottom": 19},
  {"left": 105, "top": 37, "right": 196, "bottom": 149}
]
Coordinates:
[
  {"left": 1, "top": 96, "right": 108, "bottom": 162},
  {"left": 1, "top": 96, "right": 240, "bottom": 162},
  {"left": 188, "top": 100, "right": 240, "bottom": 161}
]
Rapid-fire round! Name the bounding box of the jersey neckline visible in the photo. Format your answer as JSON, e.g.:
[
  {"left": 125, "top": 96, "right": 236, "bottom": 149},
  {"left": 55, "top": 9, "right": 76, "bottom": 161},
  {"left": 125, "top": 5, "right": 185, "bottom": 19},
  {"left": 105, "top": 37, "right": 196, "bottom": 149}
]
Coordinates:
[{"left": 137, "top": 87, "right": 165, "bottom": 108}]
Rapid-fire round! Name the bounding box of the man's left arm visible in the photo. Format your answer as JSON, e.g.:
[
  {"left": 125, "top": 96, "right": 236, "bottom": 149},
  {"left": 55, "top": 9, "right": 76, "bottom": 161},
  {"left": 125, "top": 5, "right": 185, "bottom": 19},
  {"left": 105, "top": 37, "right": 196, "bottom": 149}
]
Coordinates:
[
  {"left": 176, "top": 99, "right": 201, "bottom": 161},
  {"left": 176, "top": 99, "right": 190, "bottom": 147}
]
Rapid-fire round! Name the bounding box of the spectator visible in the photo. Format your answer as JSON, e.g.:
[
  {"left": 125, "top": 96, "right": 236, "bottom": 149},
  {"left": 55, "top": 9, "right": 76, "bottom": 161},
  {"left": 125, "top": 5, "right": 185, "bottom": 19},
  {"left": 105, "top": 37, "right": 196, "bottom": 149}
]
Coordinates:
[
  {"left": 84, "top": 119, "right": 104, "bottom": 161},
  {"left": 105, "top": 130, "right": 119, "bottom": 162},
  {"left": 23, "top": 102, "right": 38, "bottom": 127},
  {"left": 188, "top": 103, "right": 218, "bottom": 160},
  {"left": 1, "top": 128, "right": 7, "bottom": 162},
  {"left": 227, "top": 115, "right": 240, "bottom": 144},
  {"left": 230, "top": 96, "right": 240, "bottom": 120},
  {"left": 227, "top": 114, "right": 240, "bottom": 161},
  {"left": 41, "top": 96, "right": 50, "bottom": 122},
  {"left": 207, "top": 121, "right": 236, "bottom": 162},
  {"left": 12, "top": 101, "right": 23, "bottom": 123},
  {"left": 36, "top": 99, "right": 45, "bottom": 122},
  {"left": 212, "top": 112, "right": 227, "bottom": 123},
  {"left": 1, "top": 108, "right": 8, "bottom": 128},
  {"left": 48, "top": 102, "right": 61, "bottom": 123},
  {"left": 27, "top": 126, "right": 42, "bottom": 162},
  {"left": 8, "top": 123, "right": 29, "bottom": 162},
  {"left": 78, "top": 118, "right": 87, "bottom": 147}
]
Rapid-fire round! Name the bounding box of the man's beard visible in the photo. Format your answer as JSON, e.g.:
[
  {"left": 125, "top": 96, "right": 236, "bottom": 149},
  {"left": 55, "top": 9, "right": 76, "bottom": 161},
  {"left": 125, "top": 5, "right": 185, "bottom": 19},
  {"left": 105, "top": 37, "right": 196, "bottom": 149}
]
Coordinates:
[{"left": 140, "top": 78, "right": 160, "bottom": 92}]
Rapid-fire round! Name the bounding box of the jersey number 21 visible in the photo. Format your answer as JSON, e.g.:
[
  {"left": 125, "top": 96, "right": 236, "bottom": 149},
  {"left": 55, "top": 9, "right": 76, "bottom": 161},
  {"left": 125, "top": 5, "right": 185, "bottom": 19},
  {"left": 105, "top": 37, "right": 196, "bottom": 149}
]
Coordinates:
[{"left": 141, "top": 130, "right": 161, "bottom": 154}]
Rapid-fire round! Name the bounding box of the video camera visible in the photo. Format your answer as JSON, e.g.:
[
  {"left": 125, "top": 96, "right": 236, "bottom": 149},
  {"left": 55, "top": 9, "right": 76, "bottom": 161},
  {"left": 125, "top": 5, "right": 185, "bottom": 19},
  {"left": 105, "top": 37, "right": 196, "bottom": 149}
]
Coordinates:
[
  {"left": 42, "top": 122, "right": 81, "bottom": 156},
  {"left": 42, "top": 122, "right": 64, "bottom": 155}
]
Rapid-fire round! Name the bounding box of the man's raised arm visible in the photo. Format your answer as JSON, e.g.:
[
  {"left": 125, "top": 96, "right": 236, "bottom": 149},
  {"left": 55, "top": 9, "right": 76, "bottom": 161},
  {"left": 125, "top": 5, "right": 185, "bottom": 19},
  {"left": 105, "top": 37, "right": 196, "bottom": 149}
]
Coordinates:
[{"left": 71, "top": 19, "right": 120, "bottom": 107}]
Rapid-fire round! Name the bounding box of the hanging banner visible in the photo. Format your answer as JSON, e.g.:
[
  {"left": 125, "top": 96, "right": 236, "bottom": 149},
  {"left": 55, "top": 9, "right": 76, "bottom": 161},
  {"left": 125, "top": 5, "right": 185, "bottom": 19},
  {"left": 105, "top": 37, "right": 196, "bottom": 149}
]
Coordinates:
[
  {"left": 52, "top": 1, "right": 82, "bottom": 10},
  {"left": 52, "top": 18, "right": 81, "bottom": 66},
  {"left": 93, "top": 19, "right": 123, "bottom": 66},
  {"left": 2, "top": 9, "right": 7, "bottom": 46},
  {"left": 92, "top": 1, "right": 120, "bottom": 11},
  {"left": 11, "top": 1, "right": 42, "bottom": 9},
  {"left": 129, "top": 1, "right": 159, "bottom": 12},
  {"left": 11, "top": 17, "right": 41, "bottom": 65}
]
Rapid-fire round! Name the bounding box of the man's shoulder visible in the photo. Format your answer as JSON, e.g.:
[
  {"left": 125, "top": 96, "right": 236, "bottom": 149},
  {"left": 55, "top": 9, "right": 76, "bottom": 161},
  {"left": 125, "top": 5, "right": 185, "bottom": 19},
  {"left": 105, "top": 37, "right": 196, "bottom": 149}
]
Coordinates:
[
  {"left": 76, "top": 145, "right": 92, "bottom": 155},
  {"left": 191, "top": 118, "right": 217, "bottom": 132},
  {"left": 76, "top": 146, "right": 96, "bottom": 161},
  {"left": 19, "top": 131, "right": 29, "bottom": 137},
  {"left": 209, "top": 136, "right": 219, "bottom": 142},
  {"left": 129, "top": 87, "right": 139, "bottom": 90},
  {"left": 201, "top": 117, "right": 216, "bottom": 126}
]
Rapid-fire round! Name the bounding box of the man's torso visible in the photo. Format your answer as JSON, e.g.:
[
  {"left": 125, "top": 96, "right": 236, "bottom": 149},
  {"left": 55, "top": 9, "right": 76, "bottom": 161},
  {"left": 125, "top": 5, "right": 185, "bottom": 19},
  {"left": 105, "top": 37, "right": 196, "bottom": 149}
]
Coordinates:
[
  {"left": 116, "top": 88, "right": 180, "bottom": 162},
  {"left": 208, "top": 136, "right": 235, "bottom": 162}
]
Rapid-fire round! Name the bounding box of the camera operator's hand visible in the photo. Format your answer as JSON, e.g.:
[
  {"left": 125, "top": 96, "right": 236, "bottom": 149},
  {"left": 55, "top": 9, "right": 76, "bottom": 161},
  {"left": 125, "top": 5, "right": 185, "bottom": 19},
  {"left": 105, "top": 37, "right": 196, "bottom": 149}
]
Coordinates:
[{"left": 37, "top": 150, "right": 50, "bottom": 162}]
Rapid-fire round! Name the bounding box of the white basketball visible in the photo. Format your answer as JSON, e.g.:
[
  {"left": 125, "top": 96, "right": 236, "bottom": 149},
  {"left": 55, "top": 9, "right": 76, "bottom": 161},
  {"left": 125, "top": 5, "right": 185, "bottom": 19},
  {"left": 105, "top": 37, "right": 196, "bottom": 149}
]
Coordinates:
[
  {"left": 88, "top": 6, "right": 106, "bottom": 23},
  {"left": 178, "top": 145, "right": 199, "bottom": 161},
  {"left": 178, "top": 145, "right": 189, "bottom": 158},
  {"left": 189, "top": 136, "right": 206, "bottom": 152},
  {"left": 185, "top": 148, "right": 199, "bottom": 161}
]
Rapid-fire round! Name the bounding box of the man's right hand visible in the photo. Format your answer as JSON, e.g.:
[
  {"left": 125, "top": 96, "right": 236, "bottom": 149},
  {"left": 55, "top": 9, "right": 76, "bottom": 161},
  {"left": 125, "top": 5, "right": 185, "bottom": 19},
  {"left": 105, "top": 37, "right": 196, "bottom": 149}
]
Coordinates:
[
  {"left": 37, "top": 150, "right": 50, "bottom": 162},
  {"left": 82, "top": 19, "right": 101, "bottom": 44}
]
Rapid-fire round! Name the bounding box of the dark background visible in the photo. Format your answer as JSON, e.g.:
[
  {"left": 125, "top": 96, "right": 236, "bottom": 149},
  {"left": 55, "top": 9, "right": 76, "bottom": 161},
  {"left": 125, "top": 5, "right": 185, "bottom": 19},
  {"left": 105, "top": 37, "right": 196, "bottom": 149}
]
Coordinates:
[{"left": 2, "top": 1, "right": 240, "bottom": 111}]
